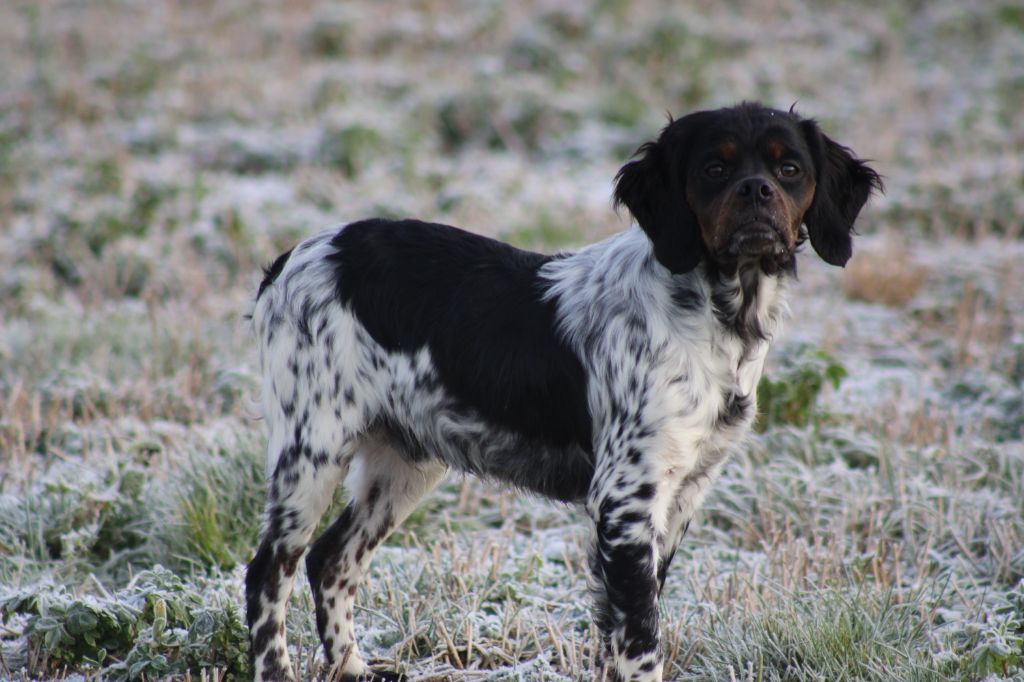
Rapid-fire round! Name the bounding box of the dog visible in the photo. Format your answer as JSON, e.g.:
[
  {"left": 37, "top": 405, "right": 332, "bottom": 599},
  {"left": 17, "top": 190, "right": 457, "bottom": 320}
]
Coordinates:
[{"left": 245, "top": 102, "right": 881, "bottom": 682}]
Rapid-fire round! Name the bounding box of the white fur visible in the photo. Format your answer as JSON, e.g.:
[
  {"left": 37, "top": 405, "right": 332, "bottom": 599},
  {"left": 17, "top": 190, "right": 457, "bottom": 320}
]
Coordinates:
[{"left": 247, "top": 223, "right": 790, "bottom": 682}]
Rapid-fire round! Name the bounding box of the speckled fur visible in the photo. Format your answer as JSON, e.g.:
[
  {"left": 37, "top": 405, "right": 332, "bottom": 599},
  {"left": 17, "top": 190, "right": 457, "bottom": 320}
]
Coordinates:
[
  {"left": 246, "top": 224, "right": 784, "bottom": 682},
  {"left": 244, "top": 104, "right": 879, "bottom": 682}
]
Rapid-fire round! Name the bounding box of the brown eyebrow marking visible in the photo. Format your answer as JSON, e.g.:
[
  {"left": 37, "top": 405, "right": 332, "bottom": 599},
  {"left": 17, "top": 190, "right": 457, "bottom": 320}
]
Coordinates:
[
  {"left": 766, "top": 140, "right": 786, "bottom": 160},
  {"left": 718, "top": 142, "right": 737, "bottom": 160}
]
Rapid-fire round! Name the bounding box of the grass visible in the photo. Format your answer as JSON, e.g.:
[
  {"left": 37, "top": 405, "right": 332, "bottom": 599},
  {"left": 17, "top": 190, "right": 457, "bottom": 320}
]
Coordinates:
[
  {"left": 681, "top": 585, "right": 942, "bottom": 681},
  {"left": 1, "top": 0, "right": 1023, "bottom": 679},
  {"left": 840, "top": 243, "right": 929, "bottom": 307},
  {"left": 157, "top": 433, "right": 268, "bottom": 573}
]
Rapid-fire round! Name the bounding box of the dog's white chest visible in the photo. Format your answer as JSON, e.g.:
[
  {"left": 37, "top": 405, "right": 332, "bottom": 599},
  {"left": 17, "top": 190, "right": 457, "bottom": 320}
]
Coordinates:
[{"left": 736, "top": 340, "right": 769, "bottom": 400}]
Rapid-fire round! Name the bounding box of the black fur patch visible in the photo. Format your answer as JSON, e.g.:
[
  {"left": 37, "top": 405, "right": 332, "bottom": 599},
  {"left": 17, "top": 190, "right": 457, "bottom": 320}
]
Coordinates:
[
  {"left": 327, "top": 219, "right": 592, "bottom": 452},
  {"left": 594, "top": 529, "right": 660, "bottom": 657},
  {"left": 718, "top": 391, "right": 752, "bottom": 427},
  {"left": 258, "top": 248, "right": 294, "bottom": 300}
]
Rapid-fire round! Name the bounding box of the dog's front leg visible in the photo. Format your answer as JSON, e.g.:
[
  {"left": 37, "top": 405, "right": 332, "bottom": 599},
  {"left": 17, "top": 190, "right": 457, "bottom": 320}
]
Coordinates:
[{"left": 587, "top": 466, "right": 663, "bottom": 682}]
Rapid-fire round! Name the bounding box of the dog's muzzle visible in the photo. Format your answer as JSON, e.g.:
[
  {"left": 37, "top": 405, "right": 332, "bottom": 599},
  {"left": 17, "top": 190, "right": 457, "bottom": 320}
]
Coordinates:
[{"left": 726, "top": 218, "right": 788, "bottom": 258}]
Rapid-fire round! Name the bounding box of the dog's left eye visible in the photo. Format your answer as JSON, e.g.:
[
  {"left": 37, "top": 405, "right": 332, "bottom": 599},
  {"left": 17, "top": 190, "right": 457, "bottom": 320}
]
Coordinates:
[
  {"left": 705, "top": 164, "right": 726, "bottom": 179},
  {"left": 779, "top": 163, "right": 800, "bottom": 178}
]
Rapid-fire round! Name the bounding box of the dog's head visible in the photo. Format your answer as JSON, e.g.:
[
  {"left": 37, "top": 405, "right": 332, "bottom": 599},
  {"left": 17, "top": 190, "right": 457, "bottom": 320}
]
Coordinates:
[{"left": 614, "top": 102, "right": 882, "bottom": 274}]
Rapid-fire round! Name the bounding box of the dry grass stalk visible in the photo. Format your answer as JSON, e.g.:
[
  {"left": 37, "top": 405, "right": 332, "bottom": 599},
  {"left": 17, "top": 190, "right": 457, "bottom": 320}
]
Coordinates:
[{"left": 840, "top": 245, "right": 929, "bottom": 307}]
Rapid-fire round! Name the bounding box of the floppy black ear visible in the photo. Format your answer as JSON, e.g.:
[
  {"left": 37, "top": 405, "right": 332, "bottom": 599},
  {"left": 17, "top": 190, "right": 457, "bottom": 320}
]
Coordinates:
[
  {"left": 613, "top": 132, "right": 703, "bottom": 274},
  {"left": 800, "top": 120, "right": 883, "bottom": 266}
]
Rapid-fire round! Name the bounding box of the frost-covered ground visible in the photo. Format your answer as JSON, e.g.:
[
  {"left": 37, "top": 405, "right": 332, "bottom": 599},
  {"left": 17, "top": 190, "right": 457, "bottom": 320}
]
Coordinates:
[{"left": 1, "top": 1, "right": 1023, "bottom": 680}]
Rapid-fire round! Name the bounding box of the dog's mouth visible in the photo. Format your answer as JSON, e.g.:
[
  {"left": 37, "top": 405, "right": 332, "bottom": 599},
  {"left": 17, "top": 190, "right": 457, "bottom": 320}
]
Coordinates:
[{"left": 725, "top": 217, "right": 787, "bottom": 258}]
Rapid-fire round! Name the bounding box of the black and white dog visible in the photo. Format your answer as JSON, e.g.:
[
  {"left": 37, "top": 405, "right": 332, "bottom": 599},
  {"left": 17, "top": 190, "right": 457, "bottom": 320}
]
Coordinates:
[{"left": 245, "top": 102, "right": 881, "bottom": 681}]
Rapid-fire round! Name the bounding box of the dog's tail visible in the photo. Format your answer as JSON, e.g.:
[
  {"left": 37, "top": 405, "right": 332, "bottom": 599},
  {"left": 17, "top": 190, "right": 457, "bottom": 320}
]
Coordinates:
[{"left": 257, "top": 248, "right": 294, "bottom": 301}]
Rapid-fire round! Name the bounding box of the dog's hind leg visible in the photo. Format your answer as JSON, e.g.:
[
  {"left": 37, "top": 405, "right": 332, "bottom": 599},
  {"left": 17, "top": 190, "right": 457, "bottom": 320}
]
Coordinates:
[
  {"left": 249, "top": 272, "right": 406, "bottom": 680},
  {"left": 246, "top": 429, "right": 357, "bottom": 682},
  {"left": 306, "top": 440, "right": 446, "bottom": 681}
]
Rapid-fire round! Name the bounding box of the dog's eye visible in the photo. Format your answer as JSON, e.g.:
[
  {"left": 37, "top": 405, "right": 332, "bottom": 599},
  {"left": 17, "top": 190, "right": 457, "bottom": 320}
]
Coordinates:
[
  {"left": 705, "top": 164, "right": 726, "bottom": 179},
  {"left": 779, "top": 163, "right": 800, "bottom": 178}
]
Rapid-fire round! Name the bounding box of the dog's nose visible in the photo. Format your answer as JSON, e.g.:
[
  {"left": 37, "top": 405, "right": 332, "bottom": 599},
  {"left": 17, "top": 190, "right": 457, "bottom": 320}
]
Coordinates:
[{"left": 737, "top": 177, "right": 775, "bottom": 202}]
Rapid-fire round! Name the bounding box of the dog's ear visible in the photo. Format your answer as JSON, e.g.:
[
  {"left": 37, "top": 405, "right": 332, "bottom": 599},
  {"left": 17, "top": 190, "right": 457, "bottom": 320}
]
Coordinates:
[
  {"left": 800, "top": 119, "right": 883, "bottom": 266},
  {"left": 614, "top": 125, "right": 704, "bottom": 274}
]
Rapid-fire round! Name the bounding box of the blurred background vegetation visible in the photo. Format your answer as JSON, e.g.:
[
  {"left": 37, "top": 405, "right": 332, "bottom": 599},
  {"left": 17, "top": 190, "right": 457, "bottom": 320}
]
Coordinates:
[{"left": 1, "top": 1, "right": 1022, "bottom": 680}]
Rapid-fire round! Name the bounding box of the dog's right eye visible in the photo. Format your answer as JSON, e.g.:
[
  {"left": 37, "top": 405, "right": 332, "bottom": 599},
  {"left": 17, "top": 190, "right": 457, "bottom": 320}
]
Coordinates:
[{"left": 705, "top": 164, "right": 726, "bottom": 179}]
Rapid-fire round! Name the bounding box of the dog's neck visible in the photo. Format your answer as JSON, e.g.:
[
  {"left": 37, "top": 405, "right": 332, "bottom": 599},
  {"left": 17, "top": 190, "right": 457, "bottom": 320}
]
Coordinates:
[
  {"left": 541, "top": 228, "right": 790, "bottom": 354},
  {"left": 704, "top": 256, "right": 791, "bottom": 346}
]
